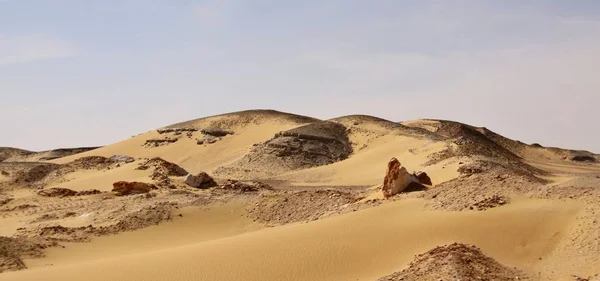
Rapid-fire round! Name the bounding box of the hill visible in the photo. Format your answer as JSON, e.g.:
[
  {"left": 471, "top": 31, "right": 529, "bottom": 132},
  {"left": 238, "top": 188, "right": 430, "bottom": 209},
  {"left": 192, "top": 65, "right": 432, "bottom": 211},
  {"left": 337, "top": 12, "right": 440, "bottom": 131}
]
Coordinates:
[{"left": 1, "top": 109, "right": 599, "bottom": 281}]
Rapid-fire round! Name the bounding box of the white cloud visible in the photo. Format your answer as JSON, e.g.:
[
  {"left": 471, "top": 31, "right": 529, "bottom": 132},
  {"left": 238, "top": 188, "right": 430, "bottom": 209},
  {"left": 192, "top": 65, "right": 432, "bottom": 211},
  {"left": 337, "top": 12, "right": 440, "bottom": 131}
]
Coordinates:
[{"left": 0, "top": 35, "right": 76, "bottom": 66}]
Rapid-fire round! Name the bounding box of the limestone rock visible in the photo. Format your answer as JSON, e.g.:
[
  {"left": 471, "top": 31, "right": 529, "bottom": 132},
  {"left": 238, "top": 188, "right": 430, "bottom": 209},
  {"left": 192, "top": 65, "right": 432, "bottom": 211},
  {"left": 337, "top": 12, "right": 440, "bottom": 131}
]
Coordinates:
[
  {"left": 201, "top": 128, "right": 234, "bottom": 137},
  {"left": 112, "top": 181, "right": 156, "bottom": 196},
  {"left": 184, "top": 172, "right": 217, "bottom": 189},
  {"left": 109, "top": 155, "right": 135, "bottom": 163},
  {"left": 381, "top": 158, "right": 420, "bottom": 198}
]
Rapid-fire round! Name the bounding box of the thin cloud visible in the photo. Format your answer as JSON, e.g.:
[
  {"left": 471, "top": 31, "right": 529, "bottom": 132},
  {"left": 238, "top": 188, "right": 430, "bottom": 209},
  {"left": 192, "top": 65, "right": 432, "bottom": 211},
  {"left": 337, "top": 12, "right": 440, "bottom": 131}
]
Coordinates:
[{"left": 0, "top": 35, "right": 76, "bottom": 66}]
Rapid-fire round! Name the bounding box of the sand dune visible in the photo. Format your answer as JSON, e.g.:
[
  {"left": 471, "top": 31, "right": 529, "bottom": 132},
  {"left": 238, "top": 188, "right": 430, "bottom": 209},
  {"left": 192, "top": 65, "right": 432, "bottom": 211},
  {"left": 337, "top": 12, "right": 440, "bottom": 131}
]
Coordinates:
[
  {"left": 2, "top": 198, "right": 579, "bottom": 281},
  {"left": 2, "top": 110, "right": 600, "bottom": 280}
]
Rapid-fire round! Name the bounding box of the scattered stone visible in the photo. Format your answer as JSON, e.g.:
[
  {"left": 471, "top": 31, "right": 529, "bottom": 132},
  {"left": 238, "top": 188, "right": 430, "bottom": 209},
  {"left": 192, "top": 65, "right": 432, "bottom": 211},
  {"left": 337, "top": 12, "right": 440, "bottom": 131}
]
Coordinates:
[
  {"left": 109, "top": 155, "right": 135, "bottom": 163},
  {"left": 376, "top": 243, "right": 527, "bottom": 281},
  {"left": 37, "top": 188, "right": 102, "bottom": 198},
  {"left": 201, "top": 128, "right": 234, "bottom": 137},
  {"left": 184, "top": 172, "right": 218, "bottom": 189},
  {"left": 472, "top": 195, "right": 510, "bottom": 211},
  {"left": 157, "top": 127, "right": 198, "bottom": 134},
  {"left": 112, "top": 181, "right": 156, "bottom": 196},
  {"left": 0, "top": 236, "right": 54, "bottom": 273},
  {"left": 136, "top": 158, "right": 188, "bottom": 176},
  {"left": 0, "top": 170, "right": 8, "bottom": 176},
  {"left": 196, "top": 135, "right": 218, "bottom": 145},
  {"left": 143, "top": 138, "right": 178, "bottom": 147},
  {"left": 219, "top": 180, "right": 272, "bottom": 192}
]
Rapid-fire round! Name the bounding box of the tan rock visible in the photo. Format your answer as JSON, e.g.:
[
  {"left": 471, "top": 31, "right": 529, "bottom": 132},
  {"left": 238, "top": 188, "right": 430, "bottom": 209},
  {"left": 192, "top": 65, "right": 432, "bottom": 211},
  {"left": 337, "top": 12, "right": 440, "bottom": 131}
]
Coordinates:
[
  {"left": 381, "top": 158, "right": 420, "bottom": 198},
  {"left": 112, "top": 181, "right": 156, "bottom": 196}
]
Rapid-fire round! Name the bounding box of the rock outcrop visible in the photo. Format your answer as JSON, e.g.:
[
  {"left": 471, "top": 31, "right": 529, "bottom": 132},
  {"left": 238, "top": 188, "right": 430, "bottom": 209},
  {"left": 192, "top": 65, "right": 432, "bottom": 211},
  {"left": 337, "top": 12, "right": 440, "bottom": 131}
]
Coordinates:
[
  {"left": 376, "top": 243, "right": 525, "bottom": 281},
  {"left": 136, "top": 158, "right": 188, "bottom": 176},
  {"left": 157, "top": 127, "right": 198, "bottom": 134},
  {"left": 201, "top": 128, "right": 234, "bottom": 137},
  {"left": 109, "top": 155, "right": 135, "bottom": 163},
  {"left": 219, "top": 180, "right": 273, "bottom": 192},
  {"left": 382, "top": 158, "right": 432, "bottom": 198},
  {"left": 143, "top": 138, "right": 178, "bottom": 147},
  {"left": 112, "top": 181, "right": 156, "bottom": 196},
  {"left": 37, "top": 187, "right": 102, "bottom": 198},
  {"left": 215, "top": 121, "right": 352, "bottom": 179},
  {"left": 184, "top": 172, "right": 218, "bottom": 188}
]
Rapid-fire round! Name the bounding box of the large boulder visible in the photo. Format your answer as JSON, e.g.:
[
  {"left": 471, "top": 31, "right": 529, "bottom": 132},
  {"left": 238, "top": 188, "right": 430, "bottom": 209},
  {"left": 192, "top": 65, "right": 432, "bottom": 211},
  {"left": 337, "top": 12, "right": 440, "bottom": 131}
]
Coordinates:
[
  {"left": 112, "top": 181, "right": 156, "bottom": 196},
  {"left": 382, "top": 158, "right": 431, "bottom": 198},
  {"left": 184, "top": 172, "right": 217, "bottom": 188}
]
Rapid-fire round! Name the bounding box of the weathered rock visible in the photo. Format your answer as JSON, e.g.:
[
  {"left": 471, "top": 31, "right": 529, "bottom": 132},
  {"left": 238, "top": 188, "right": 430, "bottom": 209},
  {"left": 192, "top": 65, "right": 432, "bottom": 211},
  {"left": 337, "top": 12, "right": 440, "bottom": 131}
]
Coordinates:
[
  {"left": 196, "top": 135, "right": 218, "bottom": 145},
  {"left": 0, "top": 170, "right": 9, "bottom": 176},
  {"left": 109, "top": 155, "right": 135, "bottom": 163},
  {"left": 136, "top": 158, "right": 188, "bottom": 176},
  {"left": 381, "top": 158, "right": 421, "bottom": 198},
  {"left": 157, "top": 127, "right": 198, "bottom": 134},
  {"left": 38, "top": 188, "right": 102, "bottom": 198},
  {"left": 376, "top": 243, "right": 526, "bottom": 281},
  {"left": 219, "top": 180, "right": 273, "bottom": 192},
  {"left": 143, "top": 138, "right": 178, "bottom": 147},
  {"left": 184, "top": 172, "right": 217, "bottom": 189},
  {"left": 201, "top": 128, "right": 234, "bottom": 137},
  {"left": 112, "top": 181, "right": 156, "bottom": 196},
  {"left": 414, "top": 171, "right": 432, "bottom": 185}
]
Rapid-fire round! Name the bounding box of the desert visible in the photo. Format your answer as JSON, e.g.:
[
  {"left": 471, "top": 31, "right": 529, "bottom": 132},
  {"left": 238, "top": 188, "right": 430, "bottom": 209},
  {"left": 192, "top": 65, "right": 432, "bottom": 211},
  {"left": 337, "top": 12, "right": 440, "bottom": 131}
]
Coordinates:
[{"left": 1, "top": 110, "right": 599, "bottom": 281}]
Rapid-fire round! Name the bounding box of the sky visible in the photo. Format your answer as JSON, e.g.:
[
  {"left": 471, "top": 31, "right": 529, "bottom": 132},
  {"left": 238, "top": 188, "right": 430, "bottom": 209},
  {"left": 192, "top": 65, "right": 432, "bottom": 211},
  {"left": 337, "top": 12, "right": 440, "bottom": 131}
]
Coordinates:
[{"left": 1, "top": 0, "right": 599, "bottom": 152}]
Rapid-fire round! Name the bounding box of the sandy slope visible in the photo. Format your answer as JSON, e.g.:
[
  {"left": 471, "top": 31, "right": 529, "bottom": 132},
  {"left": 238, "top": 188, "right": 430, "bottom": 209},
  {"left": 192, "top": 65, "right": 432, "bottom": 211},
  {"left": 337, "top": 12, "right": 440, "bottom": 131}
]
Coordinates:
[
  {"left": 51, "top": 121, "right": 307, "bottom": 175},
  {"left": 3, "top": 110, "right": 600, "bottom": 280},
  {"left": 2, "top": 198, "right": 579, "bottom": 281},
  {"left": 275, "top": 134, "right": 459, "bottom": 186}
]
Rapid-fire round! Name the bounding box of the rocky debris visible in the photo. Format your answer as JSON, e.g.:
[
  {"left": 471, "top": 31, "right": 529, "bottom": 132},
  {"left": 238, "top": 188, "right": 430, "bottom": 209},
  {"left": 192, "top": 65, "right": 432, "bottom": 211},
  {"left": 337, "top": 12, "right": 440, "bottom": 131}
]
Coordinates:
[
  {"left": 0, "top": 236, "right": 55, "bottom": 273},
  {"left": 37, "top": 225, "right": 94, "bottom": 242},
  {"left": 458, "top": 161, "right": 489, "bottom": 175},
  {"left": 2, "top": 204, "right": 38, "bottom": 212},
  {"left": 196, "top": 135, "right": 219, "bottom": 145},
  {"left": 377, "top": 243, "right": 526, "bottom": 281},
  {"left": 471, "top": 195, "right": 510, "bottom": 211},
  {"left": 112, "top": 181, "right": 157, "bottom": 196},
  {"left": 109, "top": 155, "right": 135, "bottom": 163},
  {"left": 219, "top": 180, "right": 272, "bottom": 192},
  {"left": 144, "top": 137, "right": 178, "bottom": 147},
  {"left": 201, "top": 128, "right": 234, "bottom": 137},
  {"left": 66, "top": 156, "right": 114, "bottom": 170},
  {"left": 37, "top": 187, "right": 102, "bottom": 198},
  {"left": 157, "top": 127, "right": 198, "bottom": 134},
  {"left": 136, "top": 158, "right": 187, "bottom": 188},
  {"left": 29, "top": 203, "right": 175, "bottom": 243},
  {"left": 0, "top": 196, "right": 12, "bottom": 206},
  {"left": 217, "top": 121, "right": 352, "bottom": 179},
  {"left": 382, "top": 158, "right": 425, "bottom": 198},
  {"left": 184, "top": 172, "right": 217, "bottom": 188},
  {"left": 0, "top": 170, "right": 8, "bottom": 176},
  {"left": 12, "top": 163, "right": 60, "bottom": 184},
  {"left": 570, "top": 154, "right": 598, "bottom": 163},
  {"left": 136, "top": 158, "right": 188, "bottom": 177},
  {"left": 247, "top": 189, "right": 359, "bottom": 226}
]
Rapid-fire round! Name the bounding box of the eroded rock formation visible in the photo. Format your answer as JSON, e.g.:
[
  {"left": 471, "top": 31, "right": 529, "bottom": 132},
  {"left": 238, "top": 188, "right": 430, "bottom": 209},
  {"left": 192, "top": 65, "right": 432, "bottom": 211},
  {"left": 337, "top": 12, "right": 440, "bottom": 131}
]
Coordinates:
[
  {"left": 112, "top": 181, "right": 156, "bottom": 196},
  {"left": 184, "top": 172, "right": 217, "bottom": 188},
  {"left": 382, "top": 158, "right": 432, "bottom": 198}
]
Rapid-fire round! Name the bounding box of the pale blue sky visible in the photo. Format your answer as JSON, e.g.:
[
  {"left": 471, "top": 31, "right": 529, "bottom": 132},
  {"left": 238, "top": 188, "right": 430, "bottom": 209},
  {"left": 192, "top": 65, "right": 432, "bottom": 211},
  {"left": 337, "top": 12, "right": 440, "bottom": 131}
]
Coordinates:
[{"left": 1, "top": 0, "right": 599, "bottom": 152}]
